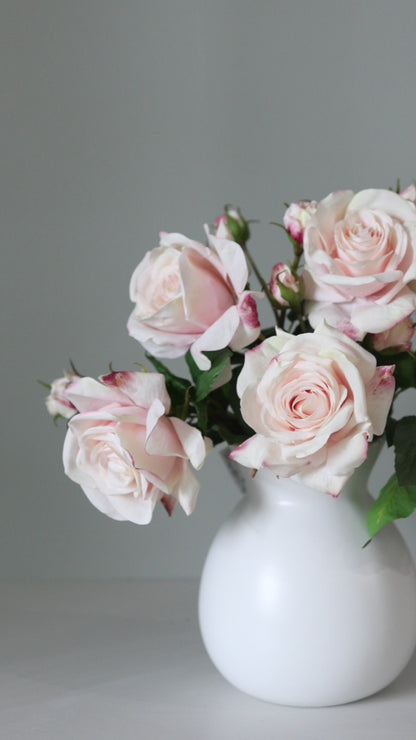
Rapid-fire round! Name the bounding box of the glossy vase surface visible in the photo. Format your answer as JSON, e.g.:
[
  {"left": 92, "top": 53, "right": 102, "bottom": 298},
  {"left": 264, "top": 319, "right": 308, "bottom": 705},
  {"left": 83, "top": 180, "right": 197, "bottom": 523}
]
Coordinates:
[{"left": 198, "top": 446, "right": 416, "bottom": 706}]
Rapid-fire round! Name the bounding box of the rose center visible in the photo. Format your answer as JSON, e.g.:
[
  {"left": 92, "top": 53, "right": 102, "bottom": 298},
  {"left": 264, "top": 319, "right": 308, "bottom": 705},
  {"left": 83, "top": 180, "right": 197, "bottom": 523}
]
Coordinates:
[{"left": 150, "top": 269, "right": 181, "bottom": 313}]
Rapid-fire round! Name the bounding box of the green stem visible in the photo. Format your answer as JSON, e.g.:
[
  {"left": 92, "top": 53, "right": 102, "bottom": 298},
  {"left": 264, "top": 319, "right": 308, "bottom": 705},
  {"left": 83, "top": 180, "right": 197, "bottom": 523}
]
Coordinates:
[
  {"left": 290, "top": 244, "right": 304, "bottom": 275},
  {"left": 242, "top": 242, "right": 281, "bottom": 325}
]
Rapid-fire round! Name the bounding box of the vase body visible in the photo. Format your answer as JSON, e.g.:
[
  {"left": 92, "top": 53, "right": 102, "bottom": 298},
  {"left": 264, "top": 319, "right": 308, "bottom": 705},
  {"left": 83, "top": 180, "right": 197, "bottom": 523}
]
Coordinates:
[{"left": 198, "top": 448, "right": 416, "bottom": 706}]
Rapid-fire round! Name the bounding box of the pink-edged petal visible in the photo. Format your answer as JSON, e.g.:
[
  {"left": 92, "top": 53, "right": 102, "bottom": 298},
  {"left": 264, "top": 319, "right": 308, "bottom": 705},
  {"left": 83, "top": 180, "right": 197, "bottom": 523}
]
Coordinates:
[
  {"left": 348, "top": 188, "right": 416, "bottom": 223},
  {"left": 117, "top": 422, "right": 175, "bottom": 481},
  {"left": 229, "top": 292, "right": 262, "bottom": 351},
  {"left": 126, "top": 311, "right": 197, "bottom": 359},
  {"left": 310, "top": 190, "right": 353, "bottom": 232},
  {"left": 237, "top": 291, "right": 262, "bottom": 328},
  {"left": 145, "top": 414, "right": 185, "bottom": 458},
  {"left": 78, "top": 483, "right": 126, "bottom": 520},
  {"left": 161, "top": 494, "right": 177, "bottom": 517},
  {"left": 66, "top": 377, "right": 127, "bottom": 412},
  {"left": 326, "top": 431, "right": 370, "bottom": 477},
  {"left": 159, "top": 231, "right": 209, "bottom": 255},
  {"left": 169, "top": 417, "right": 212, "bottom": 469},
  {"left": 236, "top": 333, "right": 290, "bottom": 397},
  {"left": 306, "top": 301, "right": 365, "bottom": 341},
  {"left": 146, "top": 398, "right": 169, "bottom": 440},
  {"left": 351, "top": 291, "right": 416, "bottom": 335},
  {"left": 172, "top": 462, "right": 200, "bottom": 515},
  {"left": 314, "top": 320, "right": 377, "bottom": 381},
  {"left": 321, "top": 271, "right": 402, "bottom": 287},
  {"left": 303, "top": 267, "right": 349, "bottom": 304},
  {"left": 180, "top": 247, "right": 233, "bottom": 326},
  {"left": 292, "top": 464, "right": 351, "bottom": 498},
  {"left": 108, "top": 487, "right": 160, "bottom": 525},
  {"left": 127, "top": 292, "right": 201, "bottom": 339},
  {"left": 206, "top": 230, "right": 249, "bottom": 294},
  {"left": 138, "top": 467, "right": 169, "bottom": 494},
  {"left": 101, "top": 371, "right": 171, "bottom": 413},
  {"left": 190, "top": 306, "right": 241, "bottom": 370},
  {"left": 230, "top": 434, "right": 271, "bottom": 470},
  {"left": 366, "top": 365, "right": 396, "bottom": 435}
]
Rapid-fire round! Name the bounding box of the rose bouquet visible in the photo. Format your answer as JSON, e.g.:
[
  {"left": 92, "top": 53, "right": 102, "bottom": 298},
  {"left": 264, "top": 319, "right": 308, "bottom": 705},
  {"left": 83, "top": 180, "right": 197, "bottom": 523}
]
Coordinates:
[{"left": 44, "top": 183, "right": 416, "bottom": 538}]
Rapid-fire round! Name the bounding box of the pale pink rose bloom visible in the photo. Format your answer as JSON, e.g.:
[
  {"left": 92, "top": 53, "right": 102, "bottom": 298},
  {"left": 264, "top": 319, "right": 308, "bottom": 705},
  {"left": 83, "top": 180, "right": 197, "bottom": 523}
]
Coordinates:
[
  {"left": 63, "top": 372, "right": 211, "bottom": 524},
  {"left": 400, "top": 184, "right": 416, "bottom": 203},
  {"left": 372, "top": 315, "right": 415, "bottom": 353},
  {"left": 303, "top": 189, "right": 416, "bottom": 340},
  {"left": 230, "top": 322, "right": 395, "bottom": 497},
  {"left": 45, "top": 372, "right": 78, "bottom": 419},
  {"left": 270, "top": 262, "right": 301, "bottom": 306},
  {"left": 127, "top": 230, "right": 261, "bottom": 370},
  {"left": 283, "top": 201, "right": 318, "bottom": 245}
]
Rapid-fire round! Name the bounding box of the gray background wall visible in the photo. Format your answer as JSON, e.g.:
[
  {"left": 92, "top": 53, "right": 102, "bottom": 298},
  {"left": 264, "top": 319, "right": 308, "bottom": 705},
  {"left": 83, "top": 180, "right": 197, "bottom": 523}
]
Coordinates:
[{"left": 2, "top": 0, "right": 416, "bottom": 578}]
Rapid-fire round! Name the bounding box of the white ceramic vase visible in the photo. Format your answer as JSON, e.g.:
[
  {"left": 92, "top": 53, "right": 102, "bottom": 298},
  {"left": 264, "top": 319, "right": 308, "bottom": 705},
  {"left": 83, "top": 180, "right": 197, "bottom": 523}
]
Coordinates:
[{"left": 198, "top": 444, "right": 416, "bottom": 706}]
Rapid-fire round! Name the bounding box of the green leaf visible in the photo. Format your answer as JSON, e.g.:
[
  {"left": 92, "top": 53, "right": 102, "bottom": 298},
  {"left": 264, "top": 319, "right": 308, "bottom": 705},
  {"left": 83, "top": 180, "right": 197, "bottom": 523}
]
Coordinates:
[
  {"left": 385, "top": 416, "right": 396, "bottom": 447},
  {"left": 184, "top": 350, "right": 201, "bottom": 385},
  {"left": 394, "top": 417, "right": 416, "bottom": 486},
  {"left": 145, "top": 354, "right": 191, "bottom": 411},
  {"left": 368, "top": 474, "right": 416, "bottom": 538},
  {"left": 194, "top": 401, "right": 208, "bottom": 435},
  {"left": 393, "top": 353, "right": 416, "bottom": 390},
  {"left": 185, "top": 349, "right": 231, "bottom": 403},
  {"left": 37, "top": 379, "right": 51, "bottom": 390}
]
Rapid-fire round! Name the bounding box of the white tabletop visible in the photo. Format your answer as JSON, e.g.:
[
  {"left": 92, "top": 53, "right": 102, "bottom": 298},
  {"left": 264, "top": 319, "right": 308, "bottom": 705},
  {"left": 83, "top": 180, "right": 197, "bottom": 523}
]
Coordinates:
[{"left": 2, "top": 579, "right": 416, "bottom": 739}]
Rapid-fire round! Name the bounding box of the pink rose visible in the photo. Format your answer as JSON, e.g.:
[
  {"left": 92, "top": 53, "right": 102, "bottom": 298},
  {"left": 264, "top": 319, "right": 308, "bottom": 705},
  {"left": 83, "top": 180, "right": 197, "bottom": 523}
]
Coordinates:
[
  {"left": 45, "top": 372, "right": 78, "bottom": 419},
  {"left": 303, "top": 189, "right": 416, "bottom": 340},
  {"left": 283, "top": 201, "right": 318, "bottom": 245},
  {"left": 63, "top": 372, "right": 211, "bottom": 524},
  {"left": 127, "top": 230, "right": 261, "bottom": 370},
  {"left": 372, "top": 316, "right": 415, "bottom": 353},
  {"left": 230, "top": 323, "right": 395, "bottom": 496},
  {"left": 270, "top": 262, "right": 303, "bottom": 307}
]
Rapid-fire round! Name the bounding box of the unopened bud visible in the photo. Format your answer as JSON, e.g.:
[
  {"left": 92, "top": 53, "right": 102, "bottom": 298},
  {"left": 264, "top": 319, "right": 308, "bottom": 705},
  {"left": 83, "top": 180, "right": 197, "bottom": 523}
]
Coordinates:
[
  {"left": 283, "top": 201, "right": 318, "bottom": 246},
  {"left": 270, "top": 263, "right": 304, "bottom": 308},
  {"left": 215, "top": 206, "right": 250, "bottom": 245},
  {"left": 45, "top": 371, "right": 78, "bottom": 419}
]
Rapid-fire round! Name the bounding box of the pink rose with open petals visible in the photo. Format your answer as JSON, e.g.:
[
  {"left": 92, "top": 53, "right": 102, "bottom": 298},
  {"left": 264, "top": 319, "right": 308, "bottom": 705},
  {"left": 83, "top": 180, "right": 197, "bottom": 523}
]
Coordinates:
[
  {"left": 303, "top": 189, "right": 416, "bottom": 340},
  {"left": 63, "top": 372, "right": 211, "bottom": 524},
  {"left": 230, "top": 323, "right": 395, "bottom": 496},
  {"left": 127, "top": 230, "right": 261, "bottom": 370}
]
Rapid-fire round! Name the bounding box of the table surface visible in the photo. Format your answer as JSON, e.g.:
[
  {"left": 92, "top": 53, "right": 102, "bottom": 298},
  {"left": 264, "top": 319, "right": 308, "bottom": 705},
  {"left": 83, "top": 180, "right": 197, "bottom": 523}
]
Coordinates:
[{"left": 2, "top": 579, "right": 416, "bottom": 740}]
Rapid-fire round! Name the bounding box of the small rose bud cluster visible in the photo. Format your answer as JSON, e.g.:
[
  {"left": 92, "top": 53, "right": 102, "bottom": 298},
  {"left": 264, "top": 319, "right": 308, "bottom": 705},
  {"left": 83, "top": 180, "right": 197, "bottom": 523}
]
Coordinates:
[
  {"left": 270, "top": 263, "right": 303, "bottom": 308},
  {"left": 215, "top": 206, "right": 250, "bottom": 245},
  {"left": 283, "top": 200, "right": 318, "bottom": 246}
]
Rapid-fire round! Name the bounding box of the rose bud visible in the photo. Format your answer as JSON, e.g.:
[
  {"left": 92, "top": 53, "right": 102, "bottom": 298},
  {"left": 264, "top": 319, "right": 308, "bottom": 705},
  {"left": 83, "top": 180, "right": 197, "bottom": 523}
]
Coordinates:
[
  {"left": 283, "top": 201, "right": 318, "bottom": 246},
  {"left": 270, "top": 263, "right": 304, "bottom": 308},
  {"left": 215, "top": 206, "right": 250, "bottom": 245}
]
